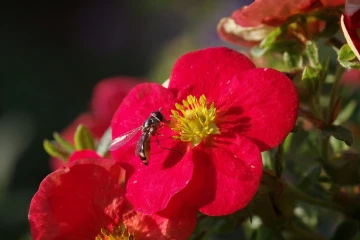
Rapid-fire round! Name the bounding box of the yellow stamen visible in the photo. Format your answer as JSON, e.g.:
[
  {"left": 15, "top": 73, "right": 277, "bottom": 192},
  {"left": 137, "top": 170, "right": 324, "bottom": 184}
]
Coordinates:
[
  {"left": 95, "top": 223, "right": 135, "bottom": 240},
  {"left": 170, "top": 94, "right": 219, "bottom": 146}
]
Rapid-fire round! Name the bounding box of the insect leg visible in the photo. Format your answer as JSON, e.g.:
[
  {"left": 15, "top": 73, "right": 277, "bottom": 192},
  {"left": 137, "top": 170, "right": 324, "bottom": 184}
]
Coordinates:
[{"left": 154, "top": 135, "right": 183, "bottom": 156}]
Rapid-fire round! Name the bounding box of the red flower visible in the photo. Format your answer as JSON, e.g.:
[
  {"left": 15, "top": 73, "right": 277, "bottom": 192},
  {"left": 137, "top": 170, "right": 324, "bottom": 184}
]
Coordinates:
[
  {"left": 341, "top": 69, "right": 360, "bottom": 89},
  {"left": 341, "top": 0, "right": 360, "bottom": 60},
  {"left": 29, "top": 158, "right": 197, "bottom": 240},
  {"left": 51, "top": 77, "right": 141, "bottom": 170},
  {"left": 68, "top": 149, "right": 101, "bottom": 163},
  {"left": 218, "top": 0, "right": 344, "bottom": 46},
  {"left": 111, "top": 47, "right": 299, "bottom": 216},
  {"left": 91, "top": 77, "right": 145, "bottom": 126}
]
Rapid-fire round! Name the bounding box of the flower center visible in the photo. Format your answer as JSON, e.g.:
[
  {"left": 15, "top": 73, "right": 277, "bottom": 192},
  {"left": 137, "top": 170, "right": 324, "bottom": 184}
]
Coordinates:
[
  {"left": 95, "top": 224, "right": 135, "bottom": 240},
  {"left": 170, "top": 94, "right": 219, "bottom": 146}
]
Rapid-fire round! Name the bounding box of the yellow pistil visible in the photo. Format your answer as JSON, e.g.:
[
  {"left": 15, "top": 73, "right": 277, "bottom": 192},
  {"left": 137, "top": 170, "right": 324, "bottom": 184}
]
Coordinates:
[
  {"left": 95, "top": 224, "right": 135, "bottom": 240},
  {"left": 170, "top": 94, "right": 219, "bottom": 146}
]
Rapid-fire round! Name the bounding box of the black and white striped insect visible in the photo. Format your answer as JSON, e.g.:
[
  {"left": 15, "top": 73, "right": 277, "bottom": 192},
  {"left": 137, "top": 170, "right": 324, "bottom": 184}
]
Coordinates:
[{"left": 109, "top": 109, "right": 164, "bottom": 165}]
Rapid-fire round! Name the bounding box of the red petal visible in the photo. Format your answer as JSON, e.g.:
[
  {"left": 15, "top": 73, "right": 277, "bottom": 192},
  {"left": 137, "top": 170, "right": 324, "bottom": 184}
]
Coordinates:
[
  {"left": 232, "top": 0, "right": 314, "bottom": 27},
  {"left": 321, "top": 0, "right": 344, "bottom": 7},
  {"left": 168, "top": 47, "right": 255, "bottom": 101},
  {"left": 29, "top": 159, "right": 124, "bottom": 240},
  {"left": 217, "top": 17, "right": 262, "bottom": 47},
  {"left": 123, "top": 196, "right": 197, "bottom": 240},
  {"left": 345, "top": 0, "right": 360, "bottom": 18},
  {"left": 111, "top": 83, "right": 179, "bottom": 162},
  {"left": 120, "top": 140, "right": 192, "bottom": 214},
  {"left": 179, "top": 136, "right": 262, "bottom": 216},
  {"left": 217, "top": 68, "right": 298, "bottom": 151},
  {"left": 50, "top": 158, "right": 67, "bottom": 171},
  {"left": 341, "top": 69, "right": 360, "bottom": 88},
  {"left": 91, "top": 77, "right": 143, "bottom": 125},
  {"left": 68, "top": 150, "right": 100, "bottom": 164},
  {"left": 342, "top": 1, "right": 360, "bottom": 60},
  {"left": 111, "top": 83, "right": 194, "bottom": 214}
]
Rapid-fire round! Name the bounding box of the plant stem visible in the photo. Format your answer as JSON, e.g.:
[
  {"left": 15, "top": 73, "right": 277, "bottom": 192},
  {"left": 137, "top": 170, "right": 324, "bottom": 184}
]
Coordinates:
[
  {"left": 328, "top": 65, "right": 346, "bottom": 123},
  {"left": 285, "top": 182, "right": 343, "bottom": 212},
  {"left": 274, "top": 143, "right": 284, "bottom": 178},
  {"left": 320, "top": 65, "right": 345, "bottom": 164}
]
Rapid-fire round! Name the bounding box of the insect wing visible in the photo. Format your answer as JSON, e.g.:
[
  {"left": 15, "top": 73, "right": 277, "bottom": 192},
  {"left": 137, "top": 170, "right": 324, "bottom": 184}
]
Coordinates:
[
  {"left": 135, "top": 133, "right": 150, "bottom": 156},
  {"left": 109, "top": 126, "right": 142, "bottom": 151}
]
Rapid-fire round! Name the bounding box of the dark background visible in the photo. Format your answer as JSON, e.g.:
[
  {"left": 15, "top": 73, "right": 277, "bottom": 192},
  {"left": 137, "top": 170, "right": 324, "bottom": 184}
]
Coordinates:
[{"left": 0, "top": 1, "right": 253, "bottom": 239}]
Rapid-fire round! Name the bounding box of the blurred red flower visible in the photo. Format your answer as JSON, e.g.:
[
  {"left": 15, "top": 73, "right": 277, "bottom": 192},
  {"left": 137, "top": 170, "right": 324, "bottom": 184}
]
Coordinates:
[
  {"left": 341, "top": 0, "right": 360, "bottom": 60},
  {"left": 111, "top": 47, "right": 299, "bottom": 216},
  {"left": 51, "top": 77, "right": 141, "bottom": 170},
  {"left": 341, "top": 69, "right": 360, "bottom": 89},
  {"left": 29, "top": 158, "right": 197, "bottom": 240},
  {"left": 218, "top": 0, "right": 344, "bottom": 46}
]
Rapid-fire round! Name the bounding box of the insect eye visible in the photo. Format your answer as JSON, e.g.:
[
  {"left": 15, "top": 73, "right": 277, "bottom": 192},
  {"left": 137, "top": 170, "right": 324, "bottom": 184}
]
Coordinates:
[{"left": 152, "top": 111, "right": 164, "bottom": 121}]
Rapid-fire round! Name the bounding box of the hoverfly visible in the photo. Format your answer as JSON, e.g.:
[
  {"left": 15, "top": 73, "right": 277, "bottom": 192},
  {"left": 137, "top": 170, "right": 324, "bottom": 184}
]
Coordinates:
[{"left": 109, "top": 109, "right": 165, "bottom": 165}]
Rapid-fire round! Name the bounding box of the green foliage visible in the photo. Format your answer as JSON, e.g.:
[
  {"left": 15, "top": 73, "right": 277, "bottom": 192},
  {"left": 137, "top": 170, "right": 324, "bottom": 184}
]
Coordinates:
[
  {"left": 302, "top": 66, "right": 320, "bottom": 94},
  {"left": 327, "top": 151, "right": 360, "bottom": 185},
  {"left": 283, "top": 51, "right": 303, "bottom": 70},
  {"left": 74, "top": 124, "right": 95, "bottom": 150},
  {"left": 306, "top": 41, "right": 319, "bottom": 67},
  {"left": 53, "top": 132, "right": 74, "bottom": 152},
  {"left": 96, "top": 127, "right": 112, "bottom": 157},
  {"left": 338, "top": 44, "right": 357, "bottom": 62},
  {"left": 322, "top": 125, "right": 353, "bottom": 146},
  {"left": 260, "top": 28, "right": 282, "bottom": 49},
  {"left": 43, "top": 139, "right": 69, "bottom": 161},
  {"left": 335, "top": 100, "right": 357, "bottom": 125},
  {"left": 330, "top": 220, "right": 359, "bottom": 240},
  {"left": 273, "top": 144, "right": 284, "bottom": 178},
  {"left": 338, "top": 44, "right": 360, "bottom": 69},
  {"left": 297, "top": 165, "right": 321, "bottom": 191}
]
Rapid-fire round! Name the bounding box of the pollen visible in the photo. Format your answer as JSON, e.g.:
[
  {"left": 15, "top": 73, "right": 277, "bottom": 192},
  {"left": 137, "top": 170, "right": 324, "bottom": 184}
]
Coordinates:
[
  {"left": 95, "top": 223, "right": 135, "bottom": 240},
  {"left": 170, "top": 94, "right": 219, "bottom": 146}
]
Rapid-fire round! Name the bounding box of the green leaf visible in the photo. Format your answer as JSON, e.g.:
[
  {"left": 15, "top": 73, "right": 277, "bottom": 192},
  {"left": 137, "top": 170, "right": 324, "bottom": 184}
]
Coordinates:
[
  {"left": 302, "top": 66, "right": 320, "bottom": 94},
  {"left": 335, "top": 100, "right": 357, "bottom": 125},
  {"left": 322, "top": 125, "right": 353, "bottom": 146},
  {"left": 267, "top": 39, "right": 302, "bottom": 53},
  {"left": 273, "top": 144, "right": 284, "bottom": 178},
  {"left": 43, "top": 139, "right": 69, "bottom": 161},
  {"left": 306, "top": 41, "right": 319, "bottom": 67},
  {"left": 74, "top": 124, "right": 96, "bottom": 150},
  {"left": 319, "top": 57, "right": 330, "bottom": 82},
  {"left": 260, "top": 27, "right": 282, "bottom": 48},
  {"left": 53, "top": 132, "right": 74, "bottom": 152},
  {"left": 283, "top": 133, "right": 293, "bottom": 153},
  {"left": 96, "top": 127, "right": 112, "bottom": 157},
  {"left": 338, "top": 44, "right": 356, "bottom": 62},
  {"left": 251, "top": 46, "right": 269, "bottom": 58},
  {"left": 327, "top": 151, "right": 360, "bottom": 185},
  {"left": 297, "top": 165, "right": 321, "bottom": 191},
  {"left": 330, "top": 220, "right": 359, "bottom": 240},
  {"left": 283, "top": 51, "right": 303, "bottom": 70},
  {"left": 339, "top": 60, "right": 360, "bottom": 69}
]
